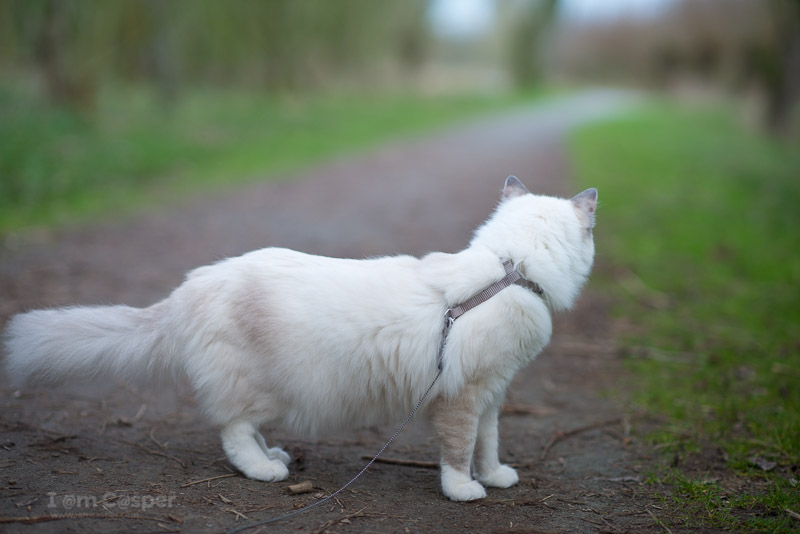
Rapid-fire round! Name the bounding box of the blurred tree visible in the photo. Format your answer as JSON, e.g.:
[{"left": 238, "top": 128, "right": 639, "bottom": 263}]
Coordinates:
[
  {"left": 504, "top": 0, "right": 558, "bottom": 89},
  {"left": 34, "top": 0, "right": 97, "bottom": 111},
  {"left": 758, "top": 0, "right": 800, "bottom": 134},
  {"left": 395, "top": 0, "right": 430, "bottom": 75},
  {"left": 0, "top": 0, "right": 431, "bottom": 108},
  {"left": 148, "top": 0, "right": 179, "bottom": 107}
]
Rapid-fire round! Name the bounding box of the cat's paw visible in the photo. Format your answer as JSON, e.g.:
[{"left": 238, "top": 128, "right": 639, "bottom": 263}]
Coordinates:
[
  {"left": 444, "top": 479, "right": 487, "bottom": 502},
  {"left": 477, "top": 464, "right": 519, "bottom": 488},
  {"left": 242, "top": 459, "right": 289, "bottom": 482},
  {"left": 441, "top": 465, "right": 487, "bottom": 501},
  {"left": 266, "top": 446, "right": 291, "bottom": 466}
]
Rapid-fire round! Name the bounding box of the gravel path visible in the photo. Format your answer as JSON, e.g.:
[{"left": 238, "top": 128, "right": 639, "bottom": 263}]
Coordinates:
[{"left": 1, "top": 90, "right": 663, "bottom": 533}]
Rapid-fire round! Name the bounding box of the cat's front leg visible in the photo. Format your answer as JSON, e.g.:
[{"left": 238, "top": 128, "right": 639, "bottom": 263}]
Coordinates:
[
  {"left": 473, "top": 404, "right": 518, "bottom": 488},
  {"left": 429, "top": 390, "right": 487, "bottom": 501}
]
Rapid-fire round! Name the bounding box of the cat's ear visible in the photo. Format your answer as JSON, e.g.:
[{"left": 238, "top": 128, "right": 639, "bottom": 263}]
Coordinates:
[
  {"left": 571, "top": 188, "right": 598, "bottom": 227},
  {"left": 502, "top": 175, "right": 530, "bottom": 200}
]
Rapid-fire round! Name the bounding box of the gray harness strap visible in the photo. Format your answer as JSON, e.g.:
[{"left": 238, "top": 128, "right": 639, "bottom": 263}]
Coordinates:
[
  {"left": 448, "top": 260, "right": 543, "bottom": 321},
  {"left": 438, "top": 260, "right": 544, "bottom": 369}
]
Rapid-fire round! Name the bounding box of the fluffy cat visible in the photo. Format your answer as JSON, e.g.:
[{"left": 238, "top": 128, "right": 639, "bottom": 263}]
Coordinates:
[{"left": 4, "top": 176, "right": 597, "bottom": 501}]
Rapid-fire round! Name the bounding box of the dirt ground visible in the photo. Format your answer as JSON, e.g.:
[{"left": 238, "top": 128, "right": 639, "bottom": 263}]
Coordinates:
[{"left": 0, "top": 91, "right": 672, "bottom": 533}]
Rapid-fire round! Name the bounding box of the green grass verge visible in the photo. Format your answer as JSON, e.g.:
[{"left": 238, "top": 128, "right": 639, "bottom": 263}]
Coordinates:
[
  {"left": 570, "top": 101, "right": 800, "bottom": 532},
  {"left": 0, "top": 83, "right": 541, "bottom": 233}
]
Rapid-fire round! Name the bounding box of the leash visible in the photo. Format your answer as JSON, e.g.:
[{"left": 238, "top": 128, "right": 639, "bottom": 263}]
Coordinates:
[{"left": 226, "top": 259, "right": 541, "bottom": 534}]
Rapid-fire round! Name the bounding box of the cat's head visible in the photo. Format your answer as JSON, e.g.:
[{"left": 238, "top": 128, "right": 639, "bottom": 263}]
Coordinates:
[{"left": 470, "top": 176, "right": 597, "bottom": 312}]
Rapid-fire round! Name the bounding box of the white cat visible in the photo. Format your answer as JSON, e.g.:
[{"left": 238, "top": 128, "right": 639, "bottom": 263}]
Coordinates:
[{"left": 4, "top": 176, "right": 596, "bottom": 502}]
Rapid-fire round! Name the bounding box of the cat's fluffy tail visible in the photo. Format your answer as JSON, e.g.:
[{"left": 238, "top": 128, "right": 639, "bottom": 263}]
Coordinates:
[{"left": 4, "top": 301, "right": 179, "bottom": 389}]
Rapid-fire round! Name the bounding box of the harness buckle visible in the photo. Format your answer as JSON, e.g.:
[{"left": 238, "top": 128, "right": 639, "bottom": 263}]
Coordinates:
[
  {"left": 438, "top": 309, "right": 455, "bottom": 370},
  {"left": 443, "top": 309, "right": 455, "bottom": 336}
]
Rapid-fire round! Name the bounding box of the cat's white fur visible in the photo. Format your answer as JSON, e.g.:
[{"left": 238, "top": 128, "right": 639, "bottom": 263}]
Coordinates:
[{"left": 4, "top": 177, "right": 597, "bottom": 501}]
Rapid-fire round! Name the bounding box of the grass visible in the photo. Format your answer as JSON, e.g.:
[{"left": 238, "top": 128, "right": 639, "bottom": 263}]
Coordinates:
[
  {"left": 570, "top": 101, "right": 800, "bottom": 532},
  {"left": 0, "top": 82, "right": 540, "bottom": 233}
]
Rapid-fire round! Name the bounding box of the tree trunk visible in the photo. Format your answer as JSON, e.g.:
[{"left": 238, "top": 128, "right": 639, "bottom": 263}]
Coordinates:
[{"left": 35, "top": 0, "right": 95, "bottom": 112}]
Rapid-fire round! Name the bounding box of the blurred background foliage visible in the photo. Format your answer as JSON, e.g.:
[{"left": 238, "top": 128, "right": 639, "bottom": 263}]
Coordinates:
[
  {"left": 550, "top": 0, "right": 800, "bottom": 135},
  {"left": 0, "top": 0, "right": 431, "bottom": 107},
  {"left": 0, "top": 0, "right": 797, "bottom": 231},
  {"left": 0, "top": 0, "right": 796, "bottom": 127}
]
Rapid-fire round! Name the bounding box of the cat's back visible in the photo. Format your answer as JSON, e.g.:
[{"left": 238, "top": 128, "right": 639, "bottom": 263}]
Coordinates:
[
  {"left": 179, "top": 247, "right": 429, "bottom": 311},
  {"left": 233, "top": 247, "right": 420, "bottom": 285}
]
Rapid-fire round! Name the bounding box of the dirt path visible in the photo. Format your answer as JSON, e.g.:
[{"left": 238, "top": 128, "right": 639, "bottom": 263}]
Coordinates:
[{"left": 0, "top": 90, "right": 662, "bottom": 533}]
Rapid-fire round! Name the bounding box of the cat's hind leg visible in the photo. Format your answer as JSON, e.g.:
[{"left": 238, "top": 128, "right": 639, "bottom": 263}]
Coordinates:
[
  {"left": 254, "top": 431, "right": 291, "bottom": 466},
  {"left": 221, "top": 420, "right": 289, "bottom": 481}
]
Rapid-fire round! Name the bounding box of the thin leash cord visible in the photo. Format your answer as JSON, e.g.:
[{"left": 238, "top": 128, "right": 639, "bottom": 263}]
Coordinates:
[{"left": 225, "top": 366, "right": 442, "bottom": 534}]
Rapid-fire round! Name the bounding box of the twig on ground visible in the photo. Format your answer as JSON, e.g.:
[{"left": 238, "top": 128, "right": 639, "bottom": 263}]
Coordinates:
[
  {"left": 0, "top": 513, "right": 173, "bottom": 525},
  {"left": 139, "top": 447, "right": 185, "bottom": 468},
  {"left": 181, "top": 473, "right": 238, "bottom": 488},
  {"left": 501, "top": 403, "right": 555, "bottom": 416},
  {"left": 480, "top": 497, "right": 541, "bottom": 506},
  {"left": 786, "top": 508, "right": 800, "bottom": 521},
  {"left": 149, "top": 427, "right": 166, "bottom": 449},
  {"left": 116, "top": 439, "right": 185, "bottom": 468},
  {"left": 333, "top": 494, "right": 345, "bottom": 510},
  {"left": 225, "top": 508, "right": 248, "bottom": 521},
  {"left": 540, "top": 417, "right": 622, "bottom": 460},
  {"left": 646, "top": 508, "right": 674, "bottom": 534},
  {"left": 592, "top": 476, "right": 641, "bottom": 483},
  {"left": 557, "top": 497, "right": 587, "bottom": 505},
  {"left": 239, "top": 504, "right": 285, "bottom": 514},
  {"left": 287, "top": 481, "right": 314, "bottom": 495},
  {"left": 359, "top": 455, "right": 438, "bottom": 469},
  {"left": 578, "top": 516, "right": 603, "bottom": 527},
  {"left": 113, "top": 404, "right": 147, "bottom": 427},
  {"left": 311, "top": 507, "right": 367, "bottom": 534},
  {"left": 130, "top": 404, "right": 147, "bottom": 423}
]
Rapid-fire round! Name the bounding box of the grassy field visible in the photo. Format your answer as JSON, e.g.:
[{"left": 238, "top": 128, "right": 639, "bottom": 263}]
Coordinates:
[
  {"left": 571, "top": 102, "right": 800, "bottom": 531},
  {"left": 0, "top": 84, "right": 536, "bottom": 234}
]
